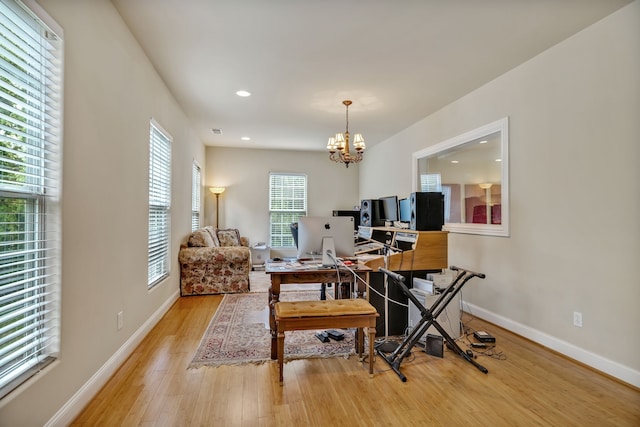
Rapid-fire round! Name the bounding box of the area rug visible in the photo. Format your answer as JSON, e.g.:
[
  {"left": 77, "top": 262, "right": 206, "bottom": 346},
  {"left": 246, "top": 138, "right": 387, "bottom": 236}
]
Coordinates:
[{"left": 188, "top": 291, "right": 355, "bottom": 368}]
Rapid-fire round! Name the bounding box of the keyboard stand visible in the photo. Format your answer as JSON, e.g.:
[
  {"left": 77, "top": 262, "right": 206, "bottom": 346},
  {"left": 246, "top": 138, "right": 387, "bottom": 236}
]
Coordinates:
[{"left": 377, "top": 266, "right": 488, "bottom": 382}]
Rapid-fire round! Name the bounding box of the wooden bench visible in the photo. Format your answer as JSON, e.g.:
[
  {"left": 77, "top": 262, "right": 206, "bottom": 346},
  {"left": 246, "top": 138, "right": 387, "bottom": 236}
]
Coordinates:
[{"left": 274, "top": 298, "right": 379, "bottom": 385}]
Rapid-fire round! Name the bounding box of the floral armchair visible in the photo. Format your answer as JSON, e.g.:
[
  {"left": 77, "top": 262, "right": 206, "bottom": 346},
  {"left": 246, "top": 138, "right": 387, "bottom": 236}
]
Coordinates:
[{"left": 178, "top": 226, "right": 251, "bottom": 295}]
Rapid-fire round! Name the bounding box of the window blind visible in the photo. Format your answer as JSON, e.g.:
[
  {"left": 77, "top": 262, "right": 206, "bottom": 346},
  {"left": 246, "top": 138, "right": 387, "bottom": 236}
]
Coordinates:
[
  {"left": 0, "top": 0, "right": 62, "bottom": 398},
  {"left": 148, "top": 120, "right": 171, "bottom": 288},
  {"left": 269, "top": 173, "right": 306, "bottom": 248},
  {"left": 420, "top": 173, "right": 442, "bottom": 192},
  {"left": 191, "top": 162, "right": 200, "bottom": 231}
]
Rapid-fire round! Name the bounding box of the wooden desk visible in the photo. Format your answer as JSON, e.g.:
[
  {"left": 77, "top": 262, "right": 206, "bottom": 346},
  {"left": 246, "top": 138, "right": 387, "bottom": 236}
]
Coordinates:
[
  {"left": 358, "top": 227, "right": 448, "bottom": 271},
  {"left": 265, "top": 262, "right": 371, "bottom": 360}
]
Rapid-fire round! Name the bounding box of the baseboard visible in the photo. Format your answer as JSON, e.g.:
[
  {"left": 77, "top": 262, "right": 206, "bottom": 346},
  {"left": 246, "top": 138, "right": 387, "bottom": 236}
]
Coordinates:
[
  {"left": 464, "top": 302, "right": 640, "bottom": 388},
  {"left": 45, "top": 289, "right": 180, "bottom": 427}
]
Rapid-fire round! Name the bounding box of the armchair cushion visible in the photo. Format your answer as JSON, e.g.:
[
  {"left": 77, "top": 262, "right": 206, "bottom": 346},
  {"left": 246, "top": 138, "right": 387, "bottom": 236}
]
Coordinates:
[
  {"left": 216, "top": 228, "right": 241, "bottom": 247},
  {"left": 203, "top": 226, "right": 220, "bottom": 246},
  {"left": 188, "top": 229, "right": 215, "bottom": 247}
]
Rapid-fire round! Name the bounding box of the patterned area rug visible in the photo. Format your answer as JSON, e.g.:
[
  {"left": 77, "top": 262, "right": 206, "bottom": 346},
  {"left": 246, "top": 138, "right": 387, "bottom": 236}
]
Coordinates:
[{"left": 188, "top": 290, "right": 355, "bottom": 368}]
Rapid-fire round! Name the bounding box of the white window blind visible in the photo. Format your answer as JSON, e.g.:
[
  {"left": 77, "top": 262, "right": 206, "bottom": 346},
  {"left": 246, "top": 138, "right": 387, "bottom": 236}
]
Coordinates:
[
  {"left": 148, "top": 120, "right": 171, "bottom": 288},
  {"left": 420, "top": 173, "right": 442, "bottom": 192},
  {"left": 269, "top": 173, "right": 306, "bottom": 248},
  {"left": 191, "top": 162, "right": 200, "bottom": 231},
  {"left": 0, "top": 0, "right": 62, "bottom": 398}
]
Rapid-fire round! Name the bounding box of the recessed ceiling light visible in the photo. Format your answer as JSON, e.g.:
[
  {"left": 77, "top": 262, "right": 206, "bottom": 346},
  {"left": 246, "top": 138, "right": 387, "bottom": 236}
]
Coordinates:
[
  {"left": 495, "top": 158, "right": 502, "bottom": 162},
  {"left": 241, "top": 136, "right": 251, "bottom": 141},
  {"left": 236, "top": 90, "right": 251, "bottom": 97},
  {"left": 451, "top": 160, "right": 459, "bottom": 164},
  {"left": 479, "top": 140, "right": 488, "bottom": 144}
]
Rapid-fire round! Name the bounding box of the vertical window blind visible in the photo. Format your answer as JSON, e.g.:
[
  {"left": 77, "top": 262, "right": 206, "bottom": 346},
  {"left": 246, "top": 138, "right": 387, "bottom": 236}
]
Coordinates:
[
  {"left": 191, "top": 162, "right": 200, "bottom": 231},
  {"left": 148, "top": 120, "right": 171, "bottom": 288},
  {"left": 269, "top": 173, "right": 306, "bottom": 248},
  {"left": 0, "top": 0, "right": 63, "bottom": 398}
]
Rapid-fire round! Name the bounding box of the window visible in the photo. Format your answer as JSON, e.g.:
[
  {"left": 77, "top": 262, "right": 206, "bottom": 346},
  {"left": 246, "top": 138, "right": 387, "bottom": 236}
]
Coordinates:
[
  {"left": 413, "top": 117, "right": 509, "bottom": 237},
  {"left": 269, "top": 173, "right": 306, "bottom": 248},
  {"left": 191, "top": 162, "right": 201, "bottom": 231},
  {"left": 148, "top": 120, "right": 171, "bottom": 288},
  {"left": 0, "top": 0, "right": 63, "bottom": 398},
  {"left": 419, "top": 173, "right": 441, "bottom": 192}
]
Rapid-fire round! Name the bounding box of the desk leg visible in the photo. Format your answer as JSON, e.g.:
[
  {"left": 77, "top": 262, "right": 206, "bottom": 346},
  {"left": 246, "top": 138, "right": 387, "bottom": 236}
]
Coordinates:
[
  {"left": 356, "top": 327, "right": 365, "bottom": 356},
  {"left": 353, "top": 272, "right": 369, "bottom": 354},
  {"left": 356, "top": 271, "right": 369, "bottom": 299},
  {"left": 368, "top": 325, "right": 375, "bottom": 377},
  {"left": 269, "top": 277, "right": 281, "bottom": 360}
]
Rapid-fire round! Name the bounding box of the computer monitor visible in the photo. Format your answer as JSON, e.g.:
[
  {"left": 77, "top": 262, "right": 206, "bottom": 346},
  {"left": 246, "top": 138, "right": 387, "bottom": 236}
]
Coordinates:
[
  {"left": 296, "top": 216, "right": 355, "bottom": 263},
  {"left": 380, "top": 195, "right": 399, "bottom": 222},
  {"left": 399, "top": 197, "right": 411, "bottom": 222},
  {"left": 332, "top": 209, "right": 361, "bottom": 228}
]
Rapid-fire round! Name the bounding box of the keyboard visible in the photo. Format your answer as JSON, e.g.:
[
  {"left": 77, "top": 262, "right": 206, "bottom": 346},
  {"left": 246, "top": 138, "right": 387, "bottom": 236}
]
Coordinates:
[{"left": 355, "top": 242, "right": 384, "bottom": 254}]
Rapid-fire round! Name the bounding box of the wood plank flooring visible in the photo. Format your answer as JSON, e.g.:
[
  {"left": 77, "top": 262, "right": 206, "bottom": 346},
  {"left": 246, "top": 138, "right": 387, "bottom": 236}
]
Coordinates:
[{"left": 70, "top": 293, "right": 640, "bottom": 426}]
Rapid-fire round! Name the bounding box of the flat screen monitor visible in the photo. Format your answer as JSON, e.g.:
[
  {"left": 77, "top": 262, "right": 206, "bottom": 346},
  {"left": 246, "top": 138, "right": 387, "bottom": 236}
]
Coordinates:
[
  {"left": 332, "top": 209, "right": 361, "bottom": 228},
  {"left": 380, "top": 195, "right": 399, "bottom": 222},
  {"left": 399, "top": 197, "right": 411, "bottom": 222},
  {"left": 296, "top": 216, "right": 355, "bottom": 261}
]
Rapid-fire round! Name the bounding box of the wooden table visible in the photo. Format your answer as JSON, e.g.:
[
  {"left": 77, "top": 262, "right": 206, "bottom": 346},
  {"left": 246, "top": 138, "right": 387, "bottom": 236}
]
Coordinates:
[{"left": 265, "top": 261, "right": 371, "bottom": 360}]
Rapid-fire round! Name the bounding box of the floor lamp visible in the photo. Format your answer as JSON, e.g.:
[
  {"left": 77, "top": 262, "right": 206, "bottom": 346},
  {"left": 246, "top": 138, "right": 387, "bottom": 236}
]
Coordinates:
[{"left": 209, "top": 187, "right": 225, "bottom": 228}]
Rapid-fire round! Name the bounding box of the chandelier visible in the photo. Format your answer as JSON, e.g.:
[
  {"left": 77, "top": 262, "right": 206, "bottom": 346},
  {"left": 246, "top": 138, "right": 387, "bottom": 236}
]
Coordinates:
[{"left": 326, "top": 100, "right": 365, "bottom": 168}]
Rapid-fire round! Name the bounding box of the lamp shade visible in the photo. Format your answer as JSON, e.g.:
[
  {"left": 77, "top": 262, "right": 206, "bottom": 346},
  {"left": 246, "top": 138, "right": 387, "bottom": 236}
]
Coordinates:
[
  {"left": 353, "top": 133, "right": 365, "bottom": 150},
  {"left": 209, "top": 187, "right": 226, "bottom": 195},
  {"left": 327, "top": 136, "right": 337, "bottom": 151}
]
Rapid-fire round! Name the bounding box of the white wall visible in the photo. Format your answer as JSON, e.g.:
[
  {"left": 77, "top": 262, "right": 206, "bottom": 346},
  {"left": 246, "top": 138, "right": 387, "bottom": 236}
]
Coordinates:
[
  {"left": 1, "top": 1, "right": 637, "bottom": 425},
  {"left": 361, "top": 1, "right": 640, "bottom": 385},
  {"left": 205, "top": 147, "right": 360, "bottom": 257},
  {"left": 0, "top": 1, "right": 205, "bottom": 425}
]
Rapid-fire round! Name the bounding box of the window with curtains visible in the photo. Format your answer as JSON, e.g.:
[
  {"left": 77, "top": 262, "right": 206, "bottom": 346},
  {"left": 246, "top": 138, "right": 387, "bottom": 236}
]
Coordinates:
[
  {"left": 269, "top": 173, "right": 306, "bottom": 248},
  {"left": 0, "top": 0, "right": 63, "bottom": 398},
  {"left": 191, "top": 162, "right": 201, "bottom": 231},
  {"left": 148, "top": 120, "right": 172, "bottom": 289}
]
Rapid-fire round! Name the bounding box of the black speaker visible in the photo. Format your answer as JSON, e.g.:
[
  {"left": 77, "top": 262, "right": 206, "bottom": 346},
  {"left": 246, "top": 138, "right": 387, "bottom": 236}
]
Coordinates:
[
  {"left": 360, "top": 199, "right": 384, "bottom": 227},
  {"left": 410, "top": 192, "right": 444, "bottom": 231},
  {"left": 368, "top": 272, "right": 410, "bottom": 337},
  {"left": 333, "top": 210, "right": 361, "bottom": 228}
]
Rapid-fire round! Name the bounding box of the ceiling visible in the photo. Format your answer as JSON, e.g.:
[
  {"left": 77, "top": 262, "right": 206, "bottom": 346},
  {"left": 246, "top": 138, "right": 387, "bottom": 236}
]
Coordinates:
[{"left": 112, "top": 0, "right": 630, "bottom": 152}]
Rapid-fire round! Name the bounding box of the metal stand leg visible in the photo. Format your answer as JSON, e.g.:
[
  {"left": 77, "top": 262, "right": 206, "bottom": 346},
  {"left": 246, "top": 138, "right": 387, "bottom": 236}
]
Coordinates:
[{"left": 377, "top": 266, "right": 488, "bottom": 381}]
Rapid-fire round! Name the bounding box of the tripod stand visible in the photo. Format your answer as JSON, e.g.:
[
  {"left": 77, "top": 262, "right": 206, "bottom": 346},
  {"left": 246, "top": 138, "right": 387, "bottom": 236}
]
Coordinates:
[{"left": 377, "top": 266, "right": 488, "bottom": 382}]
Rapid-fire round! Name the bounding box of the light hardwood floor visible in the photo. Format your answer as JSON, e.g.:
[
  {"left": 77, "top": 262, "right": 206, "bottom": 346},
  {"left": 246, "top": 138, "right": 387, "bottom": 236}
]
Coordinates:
[{"left": 71, "top": 288, "right": 640, "bottom": 426}]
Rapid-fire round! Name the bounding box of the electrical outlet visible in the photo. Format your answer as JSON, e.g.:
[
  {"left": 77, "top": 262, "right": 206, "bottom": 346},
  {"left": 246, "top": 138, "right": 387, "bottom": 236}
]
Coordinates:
[
  {"left": 117, "top": 311, "right": 124, "bottom": 330},
  {"left": 573, "top": 311, "right": 582, "bottom": 328}
]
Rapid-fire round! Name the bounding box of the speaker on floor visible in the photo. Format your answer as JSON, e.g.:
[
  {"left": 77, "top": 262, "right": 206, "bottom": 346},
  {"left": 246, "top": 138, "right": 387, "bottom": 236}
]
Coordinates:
[
  {"left": 360, "top": 199, "right": 384, "bottom": 227},
  {"left": 368, "top": 272, "right": 410, "bottom": 337},
  {"left": 410, "top": 192, "right": 444, "bottom": 231}
]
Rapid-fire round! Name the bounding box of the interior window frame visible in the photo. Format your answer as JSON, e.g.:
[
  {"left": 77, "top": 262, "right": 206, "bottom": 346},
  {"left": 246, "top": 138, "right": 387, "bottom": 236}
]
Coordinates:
[{"left": 412, "top": 117, "right": 509, "bottom": 237}]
